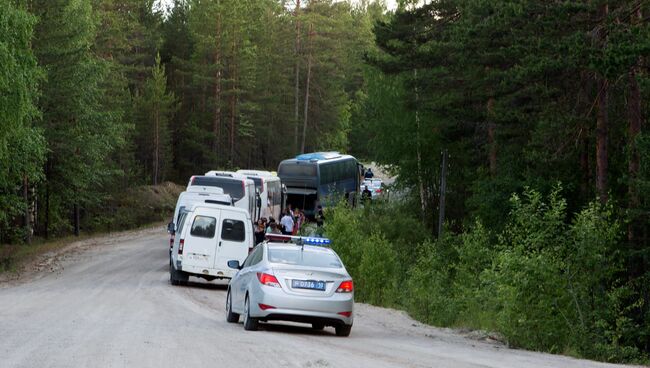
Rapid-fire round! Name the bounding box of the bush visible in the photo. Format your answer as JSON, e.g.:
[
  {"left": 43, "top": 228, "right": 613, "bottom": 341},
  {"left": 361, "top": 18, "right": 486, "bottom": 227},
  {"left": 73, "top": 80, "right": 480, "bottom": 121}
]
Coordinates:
[{"left": 324, "top": 187, "right": 648, "bottom": 363}]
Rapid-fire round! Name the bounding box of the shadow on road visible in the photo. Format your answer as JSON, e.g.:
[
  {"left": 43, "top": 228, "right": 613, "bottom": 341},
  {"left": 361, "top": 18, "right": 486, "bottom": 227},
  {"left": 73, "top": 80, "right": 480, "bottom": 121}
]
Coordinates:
[
  {"left": 259, "top": 322, "right": 336, "bottom": 337},
  {"left": 182, "top": 279, "right": 228, "bottom": 291}
]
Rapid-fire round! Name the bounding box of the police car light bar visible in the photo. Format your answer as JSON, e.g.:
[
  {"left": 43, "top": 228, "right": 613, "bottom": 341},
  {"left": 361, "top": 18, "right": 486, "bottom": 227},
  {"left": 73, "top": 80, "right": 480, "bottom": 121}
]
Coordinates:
[{"left": 264, "top": 234, "right": 332, "bottom": 246}]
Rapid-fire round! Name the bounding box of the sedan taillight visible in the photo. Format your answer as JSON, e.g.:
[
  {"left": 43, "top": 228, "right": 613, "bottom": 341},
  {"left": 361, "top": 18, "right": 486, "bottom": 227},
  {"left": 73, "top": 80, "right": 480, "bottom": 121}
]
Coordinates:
[
  {"left": 336, "top": 280, "right": 354, "bottom": 293},
  {"left": 257, "top": 272, "right": 281, "bottom": 288}
]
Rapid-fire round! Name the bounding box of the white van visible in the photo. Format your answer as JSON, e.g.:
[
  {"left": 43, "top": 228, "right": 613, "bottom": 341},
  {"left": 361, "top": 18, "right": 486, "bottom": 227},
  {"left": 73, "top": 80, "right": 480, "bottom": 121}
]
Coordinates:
[
  {"left": 170, "top": 203, "right": 253, "bottom": 284},
  {"left": 236, "top": 170, "right": 284, "bottom": 221},
  {"left": 167, "top": 187, "right": 233, "bottom": 256},
  {"left": 195, "top": 172, "right": 259, "bottom": 221}
]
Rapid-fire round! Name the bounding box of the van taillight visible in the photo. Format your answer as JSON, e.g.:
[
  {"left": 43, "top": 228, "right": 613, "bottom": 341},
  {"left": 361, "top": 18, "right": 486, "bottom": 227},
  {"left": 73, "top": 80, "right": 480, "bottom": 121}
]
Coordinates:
[{"left": 179, "top": 239, "right": 185, "bottom": 255}]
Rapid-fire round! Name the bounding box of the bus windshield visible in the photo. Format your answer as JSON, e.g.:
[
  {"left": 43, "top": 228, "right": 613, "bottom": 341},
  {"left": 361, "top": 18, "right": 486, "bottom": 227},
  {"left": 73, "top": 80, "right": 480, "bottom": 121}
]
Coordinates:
[{"left": 191, "top": 176, "right": 244, "bottom": 200}]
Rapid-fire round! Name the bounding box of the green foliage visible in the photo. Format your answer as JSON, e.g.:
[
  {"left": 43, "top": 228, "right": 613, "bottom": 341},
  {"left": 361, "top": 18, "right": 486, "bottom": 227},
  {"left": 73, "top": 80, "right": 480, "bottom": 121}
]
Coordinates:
[
  {"left": 133, "top": 54, "right": 178, "bottom": 185},
  {"left": 326, "top": 187, "right": 648, "bottom": 363},
  {"left": 0, "top": 0, "right": 45, "bottom": 242}
]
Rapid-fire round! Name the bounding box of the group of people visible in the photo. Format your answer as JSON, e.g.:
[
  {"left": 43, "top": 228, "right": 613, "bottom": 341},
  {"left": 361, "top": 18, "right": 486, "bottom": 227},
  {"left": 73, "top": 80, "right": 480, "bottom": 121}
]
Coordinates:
[{"left": 255, "top": 205, "right": 323, "bottom": 244}]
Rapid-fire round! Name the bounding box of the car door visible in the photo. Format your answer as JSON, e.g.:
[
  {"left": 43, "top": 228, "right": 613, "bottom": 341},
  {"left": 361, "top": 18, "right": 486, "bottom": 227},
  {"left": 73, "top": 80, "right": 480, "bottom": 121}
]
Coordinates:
[
  {"left": 231, "top": 245, "right": 262, "bottom": 311},
  {"left": 183, "top": 209, "right": 221, "bottom": 270},
  {"left": 214, "top": 212, "right": 249, "bottom": 271}
]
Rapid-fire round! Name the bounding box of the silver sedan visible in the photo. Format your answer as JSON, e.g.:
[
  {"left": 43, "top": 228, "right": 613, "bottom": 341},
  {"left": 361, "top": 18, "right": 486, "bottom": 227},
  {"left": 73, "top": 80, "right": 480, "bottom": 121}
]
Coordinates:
[{"left": 225, "top": 240, "right": 354, "bottom": 336}]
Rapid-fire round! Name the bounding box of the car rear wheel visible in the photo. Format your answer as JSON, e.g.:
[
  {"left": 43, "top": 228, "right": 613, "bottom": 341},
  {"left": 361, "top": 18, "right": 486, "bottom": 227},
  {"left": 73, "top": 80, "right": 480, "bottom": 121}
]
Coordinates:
[
  {"left": 335, "top": 324, "right": 352, "bottom": 337},
  {"left": 226, "top": 290, "right": 239, "bottom": 323},
  {"left": 311, "top": 323, "right": 325, "bottom": 331},
  {"left": 243, "top": 296, "right": 258, "bottom": 331}
]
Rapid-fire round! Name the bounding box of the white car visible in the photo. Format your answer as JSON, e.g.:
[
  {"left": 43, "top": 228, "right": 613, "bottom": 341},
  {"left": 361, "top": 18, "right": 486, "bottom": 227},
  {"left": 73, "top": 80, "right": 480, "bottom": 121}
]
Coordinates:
[
  {"left": 226, "top": 235, "right": 354, "bottom": 336},
  {"left": 170, "top": 203, "right": 254, "bottom": 284},
  {"left": 362, "top": 179, "right": 383, "bottom": 199}
]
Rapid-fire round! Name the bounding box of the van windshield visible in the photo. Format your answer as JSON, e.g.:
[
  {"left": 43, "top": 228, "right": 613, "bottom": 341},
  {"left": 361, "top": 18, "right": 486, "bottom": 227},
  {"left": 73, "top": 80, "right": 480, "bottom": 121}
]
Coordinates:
[{"left": 191, "top": 176, "right": 244, "bottom": 200}]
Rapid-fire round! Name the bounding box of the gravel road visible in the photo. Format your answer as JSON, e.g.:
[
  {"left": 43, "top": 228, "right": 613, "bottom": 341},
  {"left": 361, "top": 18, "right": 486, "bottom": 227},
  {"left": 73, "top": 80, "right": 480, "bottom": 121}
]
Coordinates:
[{"left": 0, "top": 227, "right": 637, "bottom": 368}]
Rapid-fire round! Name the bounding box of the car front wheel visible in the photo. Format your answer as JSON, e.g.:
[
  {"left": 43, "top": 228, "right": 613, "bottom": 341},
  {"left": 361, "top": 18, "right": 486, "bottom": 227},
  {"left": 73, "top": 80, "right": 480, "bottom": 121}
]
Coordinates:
[
  {"left": 243, "top": 296, "right": 259, "bottom": 331},
  {"left": 226, "top": 290, "right": 239, "bottom": 323}
]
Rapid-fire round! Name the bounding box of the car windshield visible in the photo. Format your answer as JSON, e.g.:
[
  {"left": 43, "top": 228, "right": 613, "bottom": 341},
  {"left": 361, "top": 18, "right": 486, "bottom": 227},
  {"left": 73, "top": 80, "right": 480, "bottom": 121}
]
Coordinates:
[{"left": 267, "top": 247, "right": 342, "bottom": 269}]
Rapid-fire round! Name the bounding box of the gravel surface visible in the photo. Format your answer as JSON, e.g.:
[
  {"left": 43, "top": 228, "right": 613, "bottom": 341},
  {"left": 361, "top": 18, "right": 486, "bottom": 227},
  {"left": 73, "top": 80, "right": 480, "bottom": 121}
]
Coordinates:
[{"left": 0, "top": 227, "right": 639, "bottom": 368}]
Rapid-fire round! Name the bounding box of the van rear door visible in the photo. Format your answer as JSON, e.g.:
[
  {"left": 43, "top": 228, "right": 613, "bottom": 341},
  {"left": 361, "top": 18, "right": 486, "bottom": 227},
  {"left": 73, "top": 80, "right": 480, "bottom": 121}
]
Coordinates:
[
  {"left": 183, "top": 208, "right": 221, "bottom": 270},
  {"left": 214, "top": 211, "right": 250, "bottom": 270}
]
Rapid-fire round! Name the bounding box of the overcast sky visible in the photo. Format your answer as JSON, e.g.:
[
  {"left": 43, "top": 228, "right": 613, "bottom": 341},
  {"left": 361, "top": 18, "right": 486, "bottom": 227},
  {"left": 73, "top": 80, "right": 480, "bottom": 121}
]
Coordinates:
[{"left": 155, "top": 0, "right": 398, "bottom": 13}]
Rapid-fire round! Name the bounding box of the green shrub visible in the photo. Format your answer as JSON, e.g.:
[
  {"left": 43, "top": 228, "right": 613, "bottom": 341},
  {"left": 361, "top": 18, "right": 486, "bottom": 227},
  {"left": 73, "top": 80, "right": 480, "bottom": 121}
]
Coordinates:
[
  {"left": 405, "top": 234, "right": 461, "bottom": 326},
  {"left": 357, "top": 233, "right": 399, "bottom": 306}
]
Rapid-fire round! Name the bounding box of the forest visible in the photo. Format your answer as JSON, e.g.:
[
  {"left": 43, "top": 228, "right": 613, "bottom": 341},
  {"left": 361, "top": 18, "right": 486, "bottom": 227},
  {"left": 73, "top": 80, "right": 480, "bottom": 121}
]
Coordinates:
[{"left": 1, "top": 0, "right": 649, "bottom": 363}]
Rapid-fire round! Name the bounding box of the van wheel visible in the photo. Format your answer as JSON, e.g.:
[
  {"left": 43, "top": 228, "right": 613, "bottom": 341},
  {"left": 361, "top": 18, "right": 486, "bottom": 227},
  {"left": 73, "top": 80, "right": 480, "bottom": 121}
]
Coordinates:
[
  {"left": 169, "top": 264, "right": 179, "bottom": 285},
  {"left": 170, "top": 264, "right": 188, "bottom": 286},
  {"left": 226, "top": 290, "right": 239, "bottom": 323},
  {"left": 335, "top": 324, "right": 352, "bottom": 337},
  {"left": 243, "top": 296, "right": 258, "bottom": 331},
  {"left": 311, "top": 323, "right": 325, "bottom": 331}
]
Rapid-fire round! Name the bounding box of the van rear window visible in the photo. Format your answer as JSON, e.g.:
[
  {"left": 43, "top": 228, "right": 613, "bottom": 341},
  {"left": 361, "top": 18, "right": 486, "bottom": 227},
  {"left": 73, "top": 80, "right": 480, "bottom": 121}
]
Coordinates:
[
  {"left": 221, "top": 219, "right": 245, "bottom": 242},
  {"left": 191, "top": 176, "right": 245, "bottom": 200},
  {"left": 190, "top": 216, "right": 216, "bottom": 238}
]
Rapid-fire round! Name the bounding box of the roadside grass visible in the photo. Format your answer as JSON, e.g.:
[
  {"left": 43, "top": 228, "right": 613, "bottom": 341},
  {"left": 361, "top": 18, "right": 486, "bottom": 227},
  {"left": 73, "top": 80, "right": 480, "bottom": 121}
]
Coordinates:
[
  {"left": 0, "top": 221, "right": 167, "bottom": 275},
  {"left": 1, "top": 182, "right": 183, "bottom": 275}
]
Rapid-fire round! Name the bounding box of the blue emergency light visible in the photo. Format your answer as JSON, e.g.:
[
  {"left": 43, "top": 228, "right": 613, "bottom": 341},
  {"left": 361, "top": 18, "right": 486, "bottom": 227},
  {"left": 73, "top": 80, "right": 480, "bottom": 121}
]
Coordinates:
[{"left": 303, "top": 237, "right": 331, "bottom": 246}]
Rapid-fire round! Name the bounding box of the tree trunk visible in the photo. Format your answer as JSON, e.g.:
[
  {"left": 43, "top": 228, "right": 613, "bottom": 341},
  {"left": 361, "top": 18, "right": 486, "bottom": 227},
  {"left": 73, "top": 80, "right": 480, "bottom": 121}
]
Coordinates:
[
  {"left": 300, "top": 23, "right": 313, "bottom": 154},
  {"left": 414, "top": 69, "right": 426, "bottom": 223},
  {"left": 44, "top": 161, "right": 50, "bottom": 239},
  {"left": 230, "top": 39, "right": 237, "bottom": 165},
  {"left": 293, "top": 0, "right": 301, "bottom": 154},
  {"left": 153, "top": 105, "right": 159, "bottom": 185},
  {"left": 23, "top": 174, "right": 31, "bottom": 244},
  {"left": 595, "top": 4, "right": 609, "bottom": 204},
  {"left": 213, "top": 15, "right": 223, "bottom": 159},
  {"left": 596, "top": 77, "right": 609, "bottom": 204},
  {"left": 627, "top": 6, "right": 643, "bottom": 240},
  {"left": 487, "top": 97, "right": 497, "bottom": 175},
  {"left": 73, "top": 203, "right": 80, "bottom": 237}
]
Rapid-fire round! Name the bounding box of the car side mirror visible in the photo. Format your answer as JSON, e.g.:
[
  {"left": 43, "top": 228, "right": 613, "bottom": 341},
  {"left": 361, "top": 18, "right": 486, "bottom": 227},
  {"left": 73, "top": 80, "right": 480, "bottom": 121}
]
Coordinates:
[
  {"left": 227, "top": 260, "right": 241, "bottom": 270},
  {"left": 167, "top": 222, "right": 175, "bottom": 234}
]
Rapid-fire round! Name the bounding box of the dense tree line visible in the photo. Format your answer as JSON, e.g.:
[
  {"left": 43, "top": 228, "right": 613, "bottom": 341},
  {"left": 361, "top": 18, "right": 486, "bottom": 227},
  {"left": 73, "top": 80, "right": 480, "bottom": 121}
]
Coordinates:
[
  {"left": 345, "top": 0, "right": 649, "bottom": 362},
  {"left": 2, "top": 0, "right": 649, "bottom": 361},
  {"left": 0, "top": 0, "right": 380, "bottom": 242}
]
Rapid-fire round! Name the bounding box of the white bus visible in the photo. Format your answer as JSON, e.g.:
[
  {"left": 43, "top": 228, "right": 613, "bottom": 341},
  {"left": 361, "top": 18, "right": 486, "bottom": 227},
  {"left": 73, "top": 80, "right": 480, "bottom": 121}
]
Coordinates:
[
  {"left": 236, "top": 170, "right": 283, "bottom": 221},
  {"left": 187, "top": 174, "right": 259, "bottom": 222}
]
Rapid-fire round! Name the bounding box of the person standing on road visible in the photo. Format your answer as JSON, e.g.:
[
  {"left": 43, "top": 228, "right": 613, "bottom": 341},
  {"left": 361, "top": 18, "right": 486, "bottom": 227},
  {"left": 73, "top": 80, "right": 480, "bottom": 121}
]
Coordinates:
[
  {"left": 315, "top": 205, "right": 324, "bottom": 227},
  {"left": 254, "top": 219, "right": 265, "bottom": 244},
  {"left": 292, "top": 208, "right": 305, "bottom": 235},
  {"left": 362, "top": 185, "right": 372, "bottom": 204},
  {"left": 364, "top": 168, "right": 374, "bottom": 179},
  {"left": 280, "top": 209, "right": 294, "bottom": 236}
]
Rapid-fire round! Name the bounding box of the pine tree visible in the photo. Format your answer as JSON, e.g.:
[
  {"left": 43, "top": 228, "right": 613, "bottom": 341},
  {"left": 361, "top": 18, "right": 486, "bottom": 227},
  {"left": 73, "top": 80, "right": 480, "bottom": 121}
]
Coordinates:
[
  {"left": 31, "top": 0, "right": 127, "bottom": 236},
  {"left": 133, "top": 54, "right": 178, "bottom": 185}
]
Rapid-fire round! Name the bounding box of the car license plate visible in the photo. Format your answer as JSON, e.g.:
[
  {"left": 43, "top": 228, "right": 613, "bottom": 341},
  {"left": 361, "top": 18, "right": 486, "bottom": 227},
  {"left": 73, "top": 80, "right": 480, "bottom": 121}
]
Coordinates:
[{"left": 292, "top": 280, "right": 326, "bottom": 291}]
